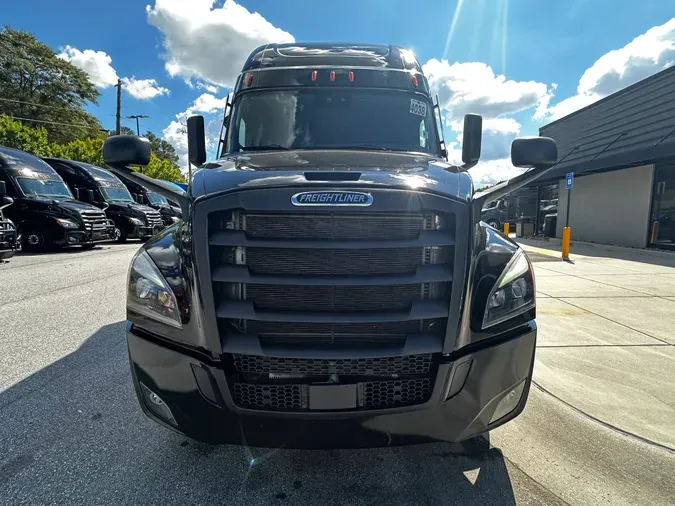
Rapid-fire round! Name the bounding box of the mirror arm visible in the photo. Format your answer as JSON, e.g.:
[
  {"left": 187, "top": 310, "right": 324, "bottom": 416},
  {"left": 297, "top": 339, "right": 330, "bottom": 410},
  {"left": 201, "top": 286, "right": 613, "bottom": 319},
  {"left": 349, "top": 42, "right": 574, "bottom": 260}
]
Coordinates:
[
  {"left": 472, "top": 163, "right": 555, "bottom": 217},
  {"left": 106, "top": 164, "right": 191, "bottom": 218}
]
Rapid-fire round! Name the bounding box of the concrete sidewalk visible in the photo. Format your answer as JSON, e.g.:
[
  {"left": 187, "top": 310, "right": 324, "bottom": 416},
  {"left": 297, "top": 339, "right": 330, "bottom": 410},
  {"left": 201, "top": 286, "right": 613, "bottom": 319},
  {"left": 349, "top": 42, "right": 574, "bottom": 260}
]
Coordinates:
[{"left": 517, "top": 238, "right": 675, "bottom": 450}]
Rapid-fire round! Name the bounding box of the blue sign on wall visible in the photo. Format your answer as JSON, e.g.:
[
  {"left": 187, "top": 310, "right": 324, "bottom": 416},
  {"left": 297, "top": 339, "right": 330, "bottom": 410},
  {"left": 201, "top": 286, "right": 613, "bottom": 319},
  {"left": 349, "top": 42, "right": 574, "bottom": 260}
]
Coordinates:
[{"left": 565, "top": 172, "right": 574, "bottom": 190}]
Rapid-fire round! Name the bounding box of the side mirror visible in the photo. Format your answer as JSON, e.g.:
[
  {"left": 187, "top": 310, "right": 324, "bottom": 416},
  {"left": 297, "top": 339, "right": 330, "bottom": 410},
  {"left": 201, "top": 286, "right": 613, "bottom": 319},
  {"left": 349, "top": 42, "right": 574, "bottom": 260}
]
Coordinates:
[
  {"left": 462, "top": 114, "right": 482, "bottom": 168},
  {"left": 187, "top": 115, "right": 207, "bottom": 166},
  {"left": 511, "top": 137, "right": 558, "bottom": 169},
  {"left": 73, "top": 188, "right": 80, "bottom": 200},
  {"left": 86, "top": 189, "right": 95, "bottom": 203},
  {"left": 0, "top": 181, "right": 5, "bottom": 197},
  {"left": 132, "top": 193, "right": 139, "bottom": 202},
  {"left": 103, "top": 135, "right": 151, "bottom": 167}
]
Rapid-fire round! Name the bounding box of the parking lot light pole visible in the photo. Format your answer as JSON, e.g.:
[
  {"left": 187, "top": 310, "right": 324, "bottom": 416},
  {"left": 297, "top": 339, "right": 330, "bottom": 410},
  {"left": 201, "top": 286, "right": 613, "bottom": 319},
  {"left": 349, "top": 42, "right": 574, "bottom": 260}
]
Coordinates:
[{"left": 127, "top": 114, "right": 149, "bottom": 136}]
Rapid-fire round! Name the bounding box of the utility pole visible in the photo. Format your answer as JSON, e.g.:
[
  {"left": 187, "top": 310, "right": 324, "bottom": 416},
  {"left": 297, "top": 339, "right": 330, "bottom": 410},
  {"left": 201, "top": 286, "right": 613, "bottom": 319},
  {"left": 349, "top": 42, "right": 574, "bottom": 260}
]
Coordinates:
[
  {"left": 115, "top": 79, "right": 122, "bottom": 135},
  {"left": 127, "top": 114, "right": 149, "bottom": 135}
]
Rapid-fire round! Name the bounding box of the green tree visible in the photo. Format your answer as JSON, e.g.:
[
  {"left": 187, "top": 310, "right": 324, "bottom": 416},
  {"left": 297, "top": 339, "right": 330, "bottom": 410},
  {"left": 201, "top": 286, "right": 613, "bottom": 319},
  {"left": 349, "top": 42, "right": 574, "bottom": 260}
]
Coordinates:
[
  {"left": 120, "top": 126, "right": 135, "bottom": 136},
  {"left": 51, "top": 136, "right": 105, "bottom": 166},
  {"left": 0, "top": 114, "right": 52, "bottom": 156},
  {"left": 141, "top": 154, "right": 185, "bottom": 183},
  {"left": 0, "top": 27, "right": 103, "bottom": 144},
  {"left": 144, "top": 131, "right": 179, "bottom": 165}
]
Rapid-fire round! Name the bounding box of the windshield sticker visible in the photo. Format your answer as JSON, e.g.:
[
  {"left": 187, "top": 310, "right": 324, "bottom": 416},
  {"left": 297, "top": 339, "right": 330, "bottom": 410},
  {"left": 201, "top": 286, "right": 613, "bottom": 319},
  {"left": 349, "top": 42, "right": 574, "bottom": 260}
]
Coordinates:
[{"left": 410, "top": 99, "right": 427, "bottom": 117}]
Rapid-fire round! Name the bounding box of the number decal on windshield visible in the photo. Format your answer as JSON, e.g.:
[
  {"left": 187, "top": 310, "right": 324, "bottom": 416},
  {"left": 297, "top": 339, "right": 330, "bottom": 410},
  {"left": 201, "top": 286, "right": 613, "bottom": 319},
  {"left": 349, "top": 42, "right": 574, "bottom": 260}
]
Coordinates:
[{"left": 410, "top": 99, "right": 427, "bottom": 117}]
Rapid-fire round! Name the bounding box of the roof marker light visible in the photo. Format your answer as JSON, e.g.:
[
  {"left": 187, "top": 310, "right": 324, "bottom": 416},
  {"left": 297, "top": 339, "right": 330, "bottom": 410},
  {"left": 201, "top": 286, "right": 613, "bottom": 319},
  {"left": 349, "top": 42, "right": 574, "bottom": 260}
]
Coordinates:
[
  {"left": 330, "top": 71, "right": 336, "bottom": 82},
  {"left": 311, "top": 70, "right": 317, "bottom": 82},
  {"left": 412, "top": 75, "right": 419, "bottom": 87},
  {"left": 348, "top": 71, "right": 354, "bottom": 82},
  {"left": 246, "top": 74, "right": 253, "bottom": 87}
]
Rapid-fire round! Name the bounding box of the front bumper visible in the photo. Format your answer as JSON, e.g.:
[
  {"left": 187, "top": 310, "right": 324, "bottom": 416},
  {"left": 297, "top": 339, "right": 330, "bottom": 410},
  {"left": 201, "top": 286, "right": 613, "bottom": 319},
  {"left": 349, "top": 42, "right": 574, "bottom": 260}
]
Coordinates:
[
  {"left": 127, "top": 323, "right": 536, "bottom": 447},
  {"left": 54, "top": 228, "right": 117, "bottom": 246},
  {"left": 0, "top": 224, "right": 17, "bottom": 259},
  {"left": 131, "top": 225, "right": 163, "bottom": 239}
]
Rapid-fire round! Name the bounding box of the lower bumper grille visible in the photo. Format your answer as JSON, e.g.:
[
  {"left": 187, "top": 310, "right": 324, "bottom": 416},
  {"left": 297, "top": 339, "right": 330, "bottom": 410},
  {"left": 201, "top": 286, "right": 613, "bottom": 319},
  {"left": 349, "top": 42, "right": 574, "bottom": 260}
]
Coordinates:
[
  {"left": 232, "top": 354, "right": 432, "bottom": 377},
  {"left": 233, "top": 383, "right": 305, "bottom": 410},
  {"left": 362, "top": 378, "right": 432, "bottom": 409},
  {"left": 231, "top": 378, "right": 434, "bottom": 411}
]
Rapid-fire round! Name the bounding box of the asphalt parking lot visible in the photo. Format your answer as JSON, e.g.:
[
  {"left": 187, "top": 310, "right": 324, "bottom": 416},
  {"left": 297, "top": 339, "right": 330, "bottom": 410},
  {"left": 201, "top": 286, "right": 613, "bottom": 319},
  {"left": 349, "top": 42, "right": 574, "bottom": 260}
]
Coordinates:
[{"left": 1, "top": 242, "right": 674, "bottom": 505}]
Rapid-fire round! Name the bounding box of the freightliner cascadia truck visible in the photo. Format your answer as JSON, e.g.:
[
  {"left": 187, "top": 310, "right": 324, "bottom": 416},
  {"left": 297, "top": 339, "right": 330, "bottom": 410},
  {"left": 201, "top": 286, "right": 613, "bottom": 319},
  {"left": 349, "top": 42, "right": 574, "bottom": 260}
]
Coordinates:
[{"left": 102, "top": 43, "right": 558, "bottom": 446}]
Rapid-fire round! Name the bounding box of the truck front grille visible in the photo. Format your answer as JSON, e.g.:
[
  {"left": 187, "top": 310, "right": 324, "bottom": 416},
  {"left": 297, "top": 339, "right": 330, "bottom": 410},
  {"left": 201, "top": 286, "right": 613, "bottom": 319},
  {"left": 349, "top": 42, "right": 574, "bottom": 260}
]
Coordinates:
[
  {"left": 244, "top": 247, "right": 427, "bottom": 276},
  {"left": 143, "top": 209, "right": 163, "bottom": 228},
  {"left": 245, "top": 284, "right": 439, "bottom": 312},
  {"left": 244, "top": 213, "right": 427, "bottom": 240},
  {"left": 79, "top": 209, "right": 107, "bottom": 232},
  {"left": 207, "top": 203, "right": 458, "bottom": 412}
]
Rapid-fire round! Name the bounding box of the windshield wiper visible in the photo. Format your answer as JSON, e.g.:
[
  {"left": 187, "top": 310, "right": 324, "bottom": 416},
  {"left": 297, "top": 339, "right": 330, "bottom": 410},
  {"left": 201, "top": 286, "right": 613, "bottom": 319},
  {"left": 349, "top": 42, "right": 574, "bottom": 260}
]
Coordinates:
[{"left": 242, "top": 145, "right": 291, "bottom": 152}]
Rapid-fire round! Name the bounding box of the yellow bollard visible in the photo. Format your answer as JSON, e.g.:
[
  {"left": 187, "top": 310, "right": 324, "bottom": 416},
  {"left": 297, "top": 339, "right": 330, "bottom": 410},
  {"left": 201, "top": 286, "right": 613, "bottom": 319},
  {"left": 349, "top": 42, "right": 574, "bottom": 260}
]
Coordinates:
[
  {"left": 503, "top": 223, "right": 509, "bottom": 236},
  {"left": 562, "top": 227, "right": 571, "bottom": 259}
]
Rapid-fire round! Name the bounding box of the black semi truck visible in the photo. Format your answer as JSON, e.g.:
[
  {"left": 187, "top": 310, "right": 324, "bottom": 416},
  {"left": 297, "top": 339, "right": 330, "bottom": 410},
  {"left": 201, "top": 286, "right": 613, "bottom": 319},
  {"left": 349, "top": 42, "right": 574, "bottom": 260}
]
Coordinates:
[
  {"left": 112, "top": 170, "right": 182, "bottom": 227},
  {"left": 102, "top": 43, "right": 558, "bottom": 447},
  {"left": 0, "top": 181, "right": 17, "bottom": 260},
  {"left": 0, "top": 146, "right": 117, "bottom": 251},
  {"left": 43, "top": 158, "right": 165, "bottom": 242}
]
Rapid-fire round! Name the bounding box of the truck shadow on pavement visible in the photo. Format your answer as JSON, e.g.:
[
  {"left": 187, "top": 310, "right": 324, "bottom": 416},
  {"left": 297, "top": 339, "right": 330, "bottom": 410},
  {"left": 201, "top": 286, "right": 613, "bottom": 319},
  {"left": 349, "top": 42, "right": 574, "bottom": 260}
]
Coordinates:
[{"left": 0, "top": 322, "right": 520, "bottom": 505}]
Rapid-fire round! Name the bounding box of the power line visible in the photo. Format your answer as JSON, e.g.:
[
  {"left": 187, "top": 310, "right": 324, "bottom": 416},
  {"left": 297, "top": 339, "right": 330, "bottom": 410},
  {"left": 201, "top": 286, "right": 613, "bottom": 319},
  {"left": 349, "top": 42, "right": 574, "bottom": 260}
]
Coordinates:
[
  {"left": 6, "top": 115, "right": 109, "bottom": 132},
  {"left": 0, "top": 96, "right": 86, "bottom": 113}
]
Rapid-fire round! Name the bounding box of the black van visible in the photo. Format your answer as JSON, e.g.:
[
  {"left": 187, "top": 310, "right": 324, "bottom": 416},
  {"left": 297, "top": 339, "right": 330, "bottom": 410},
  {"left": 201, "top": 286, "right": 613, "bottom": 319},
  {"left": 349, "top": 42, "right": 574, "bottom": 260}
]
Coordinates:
[
  {"left": 112, "top": 170, "right": 181, "bottom": 227},
  {"left": 43, "top": 158, "right": 164, "bottom": 242},
  {"left": 0, "top": 181, "right": 17, "bottom": 260},
  {"left": 0, "top": 146, "right": 117, "bottom": 251}
]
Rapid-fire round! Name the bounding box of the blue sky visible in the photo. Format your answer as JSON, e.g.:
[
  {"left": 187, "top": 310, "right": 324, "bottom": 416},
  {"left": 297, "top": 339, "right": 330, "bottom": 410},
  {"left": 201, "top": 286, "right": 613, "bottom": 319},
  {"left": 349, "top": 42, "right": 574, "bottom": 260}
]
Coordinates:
[{"left": 4, "top": 0, "right": 675, "bottom": 184}]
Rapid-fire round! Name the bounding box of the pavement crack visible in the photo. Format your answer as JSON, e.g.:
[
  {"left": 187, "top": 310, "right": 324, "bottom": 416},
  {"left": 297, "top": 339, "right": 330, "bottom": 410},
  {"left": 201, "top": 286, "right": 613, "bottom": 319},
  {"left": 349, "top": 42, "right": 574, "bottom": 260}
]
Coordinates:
[
  {"left": 531, "top": 381, "right": 675, "bottom": 455},
  {"left": 538, "top": 343, "right": 671, "bottom": 348}
]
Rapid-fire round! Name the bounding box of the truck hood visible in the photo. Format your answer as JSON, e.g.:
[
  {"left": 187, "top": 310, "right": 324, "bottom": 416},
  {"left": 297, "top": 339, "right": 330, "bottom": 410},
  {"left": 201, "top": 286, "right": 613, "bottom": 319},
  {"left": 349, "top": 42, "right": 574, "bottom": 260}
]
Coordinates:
[
  {"left": 106, "top": 201, "right": 157, "bottom": 214},
  {"left": 193, "top": 150, "right": 474, "bottom": 201},
  {"left": 25, "top": 197, "right": 102, "bottom": 213}
]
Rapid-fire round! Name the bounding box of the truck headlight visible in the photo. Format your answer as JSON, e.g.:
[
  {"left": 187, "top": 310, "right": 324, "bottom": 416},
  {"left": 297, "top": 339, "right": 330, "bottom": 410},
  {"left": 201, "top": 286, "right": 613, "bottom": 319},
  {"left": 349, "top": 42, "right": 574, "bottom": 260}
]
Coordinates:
[
  {"left": 482, "top": 249, "right": 535, "bottom": 329},
  {"left": 129, "top": 217, "right": 144, "bottom": 226},
  {"left": 128, "top": 250, "right": 182, "bottom": 328},
  {"left": 169, "top": 216, "right": 181, "bottom": 223},
  {"left": 55, "top": 218, "right": 78, "bottom": 229}
]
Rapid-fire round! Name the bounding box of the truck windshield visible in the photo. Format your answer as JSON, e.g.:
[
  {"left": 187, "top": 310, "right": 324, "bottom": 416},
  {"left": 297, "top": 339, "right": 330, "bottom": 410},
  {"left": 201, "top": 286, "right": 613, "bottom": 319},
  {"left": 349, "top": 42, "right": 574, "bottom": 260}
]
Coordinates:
[
  {"left": 17, "top": 177, "right": 72, "bottom": 198},
  {"left": 100, "top": 187, "right": 134, "bottom": 202},
  {"left": 147, "top": 192, "right": 168, "bottom": 205},
  {"left": 227, "top": 89, "right": 439, "bottom": 155}
]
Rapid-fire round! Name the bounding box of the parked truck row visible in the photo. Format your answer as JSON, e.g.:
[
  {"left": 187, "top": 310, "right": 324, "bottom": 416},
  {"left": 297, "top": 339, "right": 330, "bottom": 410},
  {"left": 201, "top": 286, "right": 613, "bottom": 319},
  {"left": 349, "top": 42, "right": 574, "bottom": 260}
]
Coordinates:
[{"left": 0, "top": 145, "right": 182, "bottom": 259}]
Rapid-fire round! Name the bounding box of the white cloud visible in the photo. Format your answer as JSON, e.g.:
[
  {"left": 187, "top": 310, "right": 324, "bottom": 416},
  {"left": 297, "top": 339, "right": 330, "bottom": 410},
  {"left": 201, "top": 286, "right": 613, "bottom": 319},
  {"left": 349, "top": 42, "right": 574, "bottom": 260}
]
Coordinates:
[
  {"left": 423, "top": 59, "right": 551, "bottom": 122},
  {"left": 163, "top": 93, "right": 227, "bottom": 172},
  {"left": 197, "top": 82, "right": 219, "bottom": 93},
  {"left": 121, "top": 77, "right": 170, "bottom": 100},
  {"left": 471, "top": 159, "right": 525, "bottom": 188},
  {"left": 543, "top": 18, "right": 675, "bottom": 121},
  {"left": 57, "top": 45, "right": 119, "bottom": 88},
  {"left": 146, "top": 0, "right": 294, "bottom": 86},
  {"left": 422, "top": 59, "right": 549, "bottom": 177},
  {"left": 58, "top": 45, "right": 170, "bottom": 101}
]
